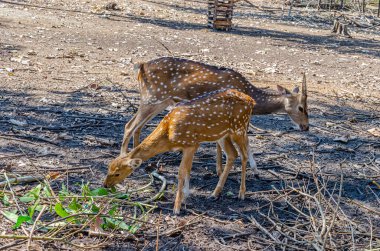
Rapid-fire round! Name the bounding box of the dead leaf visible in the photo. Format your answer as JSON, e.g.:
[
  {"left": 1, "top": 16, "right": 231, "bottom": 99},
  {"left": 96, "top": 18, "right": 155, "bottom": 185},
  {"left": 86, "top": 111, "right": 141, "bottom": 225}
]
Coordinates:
[
  {"left": 47, "top": 172, "right": 61, "bottom": 180},
  {"left": 9, "top": 119, "right": 27, "bottom": 126},
  {"left": 88, "top": 83, "right": 101, "bottom": 90},
  {"left": 333, "top": 135, "right": 350, "bottom": 143},
  {"left": 57, "top": 133, "right": 73, "bottom": 140},
  {"left": 367, "top": 128, "right": 380, "bottom": 137},
  {"left": 84, "top": 135, "right": 116, "bottom": 146},
  {"left": 89, "top": 216, "right": 105, "bottom": 234}
]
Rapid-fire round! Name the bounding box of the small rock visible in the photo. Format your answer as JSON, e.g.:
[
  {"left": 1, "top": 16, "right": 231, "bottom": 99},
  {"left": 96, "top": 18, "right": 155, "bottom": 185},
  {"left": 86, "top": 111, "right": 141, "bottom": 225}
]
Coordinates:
[
  {"left": 368, "top": 128, "right": 380, "bottom": 137},
  {"left": 333, "top": 135, "right": 355, "bottom": 143},
  {"left": 9, "top": 119, "right": 27, "bottom": 126},
  {"left": 105, "top": 2, "right": 121, "bottom": 10},
  {"left": 27, "top": 50, "right": 37, "bottom": 56},
  {"left": 325, "top": 122, "right": 335, "bottom": 127}
]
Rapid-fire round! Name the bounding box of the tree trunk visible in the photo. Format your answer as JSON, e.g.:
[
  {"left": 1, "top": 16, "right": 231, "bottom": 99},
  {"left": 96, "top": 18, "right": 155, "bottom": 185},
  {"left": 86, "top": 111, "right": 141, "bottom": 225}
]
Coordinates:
[
  {"left": 318, "top": 0, "right": 322, "bottom": 10},
  {"left": 378, "top": 0, "right": 380, "bottom": 17},
  {"left": 362, "top": 0, "right": 366, "bottom": 13},
  {"left": 332, "top": 20, "right": 351, "bottom": 37}
]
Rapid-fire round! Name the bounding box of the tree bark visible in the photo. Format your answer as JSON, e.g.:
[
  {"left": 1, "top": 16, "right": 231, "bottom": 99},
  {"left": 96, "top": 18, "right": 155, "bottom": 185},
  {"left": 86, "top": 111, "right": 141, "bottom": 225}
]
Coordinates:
[
  {"left": 332, "top": 20, "right": 351, "bottom": 37},
  {"left": 362, "top": 0, "right": 366, "bottom": 13}
]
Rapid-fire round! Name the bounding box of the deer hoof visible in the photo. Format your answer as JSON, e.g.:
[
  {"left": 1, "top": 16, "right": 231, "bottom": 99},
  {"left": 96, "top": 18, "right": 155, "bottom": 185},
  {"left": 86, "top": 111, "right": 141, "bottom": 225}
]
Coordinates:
[
  {"left": 173, "top": 208, "right": 181, "bottom": 215},
  {"left": 208, "top": 194, "right": 220, "bottom": 201},
  {"left": 238, "top": 192, "right": 245, "bottom": 200}
]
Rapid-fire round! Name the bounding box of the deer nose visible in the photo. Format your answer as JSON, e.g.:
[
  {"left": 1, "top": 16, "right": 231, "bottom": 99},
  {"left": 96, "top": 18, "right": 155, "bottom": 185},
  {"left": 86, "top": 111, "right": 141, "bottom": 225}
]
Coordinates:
[{"left": 103, "top": 180, "right": 110, "bottom": 188}]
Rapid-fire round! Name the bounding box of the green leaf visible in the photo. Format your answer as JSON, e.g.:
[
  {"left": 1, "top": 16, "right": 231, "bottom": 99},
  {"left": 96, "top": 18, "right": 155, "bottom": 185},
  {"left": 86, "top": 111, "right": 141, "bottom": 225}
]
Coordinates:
[
  {"left": 226, "top": 191, "right": 234, "bottom": 197},
  {"left": 43, "top": 184, "right": 52, "bottom": 197},
  {"left": 1, "top": 193, "right": 10, "bottom": 206},
  {"left": 129, "top": 224, "right": 140, "bottom": 234},
  {"left": 108, "top": 204, "right": 118, "bottom": 216},
  {"left": 89, "top": 188, "right": 108, "bottom": 196},
  {"left": 116, "top": 220, "right": 130, "bottom": 230},
  {"left": 19, "top": 196, "right": 35, "bottom": 203},
  {"left": 68, "top": 198, "right": 82, "bottom": 212},
  {"left": 54, "top": 203, "right": 70, "bottom": 218},
  {"left": 115, "top": 193, "right": 129, "bottom": 200},
  {"left": 20, "top": 184, "right": 42, "bottom": 202},
  {"left": 13, "top": 215, "right": 32, "bottom": 230},
  {"left": 35, "top": 205, "right": 44, "bottom": 212},
  {"left": 54, "top": 203, "right": 77, "bottom": 223},
  {"left": 1, "top": 211, "right": 19, "bottom": 223},
  {"left": 58, "top": 184, "right": 69, "bottom": 200},
  {"left": 28, "top": 198, "right": 41, "bottom": 218},
  {"left": 102, "top": 217, "right": 130, "bottom": 230},
  {"left": 91, "top": 204, "right": 100, "bottom": 213},
  {"left": 81, "top": 182, "right": 91, "bottom": 196}
]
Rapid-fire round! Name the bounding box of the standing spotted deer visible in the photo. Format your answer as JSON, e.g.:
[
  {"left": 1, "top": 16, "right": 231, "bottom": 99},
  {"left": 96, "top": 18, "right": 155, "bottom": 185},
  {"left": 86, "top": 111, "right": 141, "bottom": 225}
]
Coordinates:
[
  {"left": 121, "top": 57, "right": 309, "bottom": 173},
  {"left": 104, "top": 89, "right": 255, "bottom": 214}
]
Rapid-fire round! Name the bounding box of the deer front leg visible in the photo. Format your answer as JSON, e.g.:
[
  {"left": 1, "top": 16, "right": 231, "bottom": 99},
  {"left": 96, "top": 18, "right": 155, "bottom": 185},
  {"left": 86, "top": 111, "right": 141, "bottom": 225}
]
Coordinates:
[
  {"left": 120, "top": 99, "right": 174, "bottom": 155},
  {"left": 133, "top": 126, "right": 142, "bottom": 148},
  {"left": 232, "top": 134, "right": 249, "bottom": 200},
  {"left": 173, "top": 147, "right": 197, "bottom": 215},
  {"left": 211, "top": 137, "right": 237, "bottom": 198}
]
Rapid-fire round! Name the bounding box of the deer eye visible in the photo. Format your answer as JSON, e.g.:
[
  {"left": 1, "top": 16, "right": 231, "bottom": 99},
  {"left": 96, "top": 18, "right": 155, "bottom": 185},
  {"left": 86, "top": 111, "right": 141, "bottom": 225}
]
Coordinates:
[
  {"left": 114, "top": 174, "right": 120, "bottom": 177},
  {"left": 298, "top": 107, "right": 304, "bottom": 112}
]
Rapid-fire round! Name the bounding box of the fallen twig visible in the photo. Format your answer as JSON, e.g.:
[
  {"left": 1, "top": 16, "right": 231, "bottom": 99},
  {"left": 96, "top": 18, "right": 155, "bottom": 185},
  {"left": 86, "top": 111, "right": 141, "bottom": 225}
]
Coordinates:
[
  {"left": 27, "top": 205, "right": 47, "bottom": 250},
  {"left": 0, "top": 175, "right": 44, "bottom": 188},
  {"left": 139, "top": 171, "right": 167, "bottom": 204}
]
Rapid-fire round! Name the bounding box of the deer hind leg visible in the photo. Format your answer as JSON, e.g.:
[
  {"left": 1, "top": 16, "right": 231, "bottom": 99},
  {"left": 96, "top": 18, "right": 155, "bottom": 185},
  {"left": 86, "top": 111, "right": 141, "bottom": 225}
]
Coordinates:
[
  {"left": 120, "top": 99, "right": 174, "bottom": 155},
  {"left": 216, "top": 143, "right": 223, "bottom": 177},
  {"left": 248, "top": 144, "right": 259, "bottom": 177},
  {"left": 173, "top": 146, "right": 197, "bottom": 215},
  {"left": 232, "top": 133, "right": 249, "bottom": 200},
  {"left": 211, "top": 136, "right": 238, "bottom": 199},
  {"left": 218, "top": 141, "right": 257, "bottom": 178}
]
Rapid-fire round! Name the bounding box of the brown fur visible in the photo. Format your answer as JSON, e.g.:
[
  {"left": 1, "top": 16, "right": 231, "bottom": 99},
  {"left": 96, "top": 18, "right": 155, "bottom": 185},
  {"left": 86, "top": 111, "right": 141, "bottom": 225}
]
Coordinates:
[
  {"left": 120, "top": 57, "right": 309, "bottom": 155},
  {"left": 104, "top": 89, "right": 255, "bottom": 214}
]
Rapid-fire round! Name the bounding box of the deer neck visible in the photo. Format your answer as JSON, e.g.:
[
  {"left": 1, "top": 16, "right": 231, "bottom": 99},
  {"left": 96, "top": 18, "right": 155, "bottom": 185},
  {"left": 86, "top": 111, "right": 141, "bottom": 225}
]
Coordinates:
[
  {"left": 127, "top": 127, "right": 171, "bottom": 162},
  {"left": 247, "top": 88, "right": 285, "bottom": 115}
]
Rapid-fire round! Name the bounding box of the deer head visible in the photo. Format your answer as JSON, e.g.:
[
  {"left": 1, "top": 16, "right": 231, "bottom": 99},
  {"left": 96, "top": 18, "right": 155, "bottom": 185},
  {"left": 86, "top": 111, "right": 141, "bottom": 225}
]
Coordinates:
[
  {"left": 277, "top": 73, "right": 309, "bottom": 131},
  {"left": 103, "top": 156, "right": 142, "bottom": 188}
]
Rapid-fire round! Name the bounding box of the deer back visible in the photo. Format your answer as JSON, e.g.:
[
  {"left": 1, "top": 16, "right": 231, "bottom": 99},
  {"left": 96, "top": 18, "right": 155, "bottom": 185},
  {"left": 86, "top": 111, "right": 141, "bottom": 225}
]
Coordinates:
[
  {"left": 162, "top": 89, "right": 255, "bottom": 146},
  {"left": 134, "top": 57, "right": 253, "bottom": 104}
]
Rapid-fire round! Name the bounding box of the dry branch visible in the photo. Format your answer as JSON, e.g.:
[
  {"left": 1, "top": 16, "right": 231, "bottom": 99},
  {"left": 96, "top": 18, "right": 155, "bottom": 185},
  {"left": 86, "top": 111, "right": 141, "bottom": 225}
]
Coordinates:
[{"left": 0, "top": 175, "right": 44, "bottom": 188}]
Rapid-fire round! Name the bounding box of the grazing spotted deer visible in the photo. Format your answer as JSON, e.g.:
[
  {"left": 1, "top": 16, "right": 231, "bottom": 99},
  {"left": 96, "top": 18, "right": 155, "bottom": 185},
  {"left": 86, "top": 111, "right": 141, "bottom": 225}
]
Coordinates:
[
  {"left": 121, "top": 57, "right": 309, "bottom": 158},
  {"left": 104, "top": 89, "right": 255, "bottom": 214}
]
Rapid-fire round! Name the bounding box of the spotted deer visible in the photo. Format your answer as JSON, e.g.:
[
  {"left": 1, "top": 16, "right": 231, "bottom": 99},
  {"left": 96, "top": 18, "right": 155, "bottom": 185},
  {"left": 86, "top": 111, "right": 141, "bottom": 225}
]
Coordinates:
[
  {"left": 121, "top": 57, "right": 309, "bottom": 174},
  {"left": 104, "top": 89, "right": 255, "bottom": 214}
]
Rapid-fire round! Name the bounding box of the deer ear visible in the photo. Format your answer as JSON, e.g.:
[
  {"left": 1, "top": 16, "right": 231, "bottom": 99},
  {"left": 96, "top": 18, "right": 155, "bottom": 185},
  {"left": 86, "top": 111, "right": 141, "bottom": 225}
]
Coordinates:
[
  {"left": 125, "top": 158, "right": 142, "bottom": 170},
  {"left": 277, "top": 85, "right": 292, "bottom": 97},
  {"left": 292, "top": 86, "right": 299, "bottom": 93}
]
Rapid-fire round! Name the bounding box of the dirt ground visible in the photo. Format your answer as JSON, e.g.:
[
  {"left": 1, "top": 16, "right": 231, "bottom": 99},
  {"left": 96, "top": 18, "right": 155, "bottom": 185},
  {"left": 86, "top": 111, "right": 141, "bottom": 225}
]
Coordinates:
[{"left": 1, "top": 0, "right": 380, "bottom": 250}]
